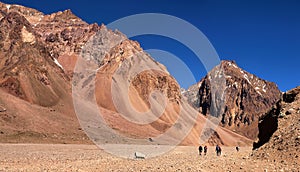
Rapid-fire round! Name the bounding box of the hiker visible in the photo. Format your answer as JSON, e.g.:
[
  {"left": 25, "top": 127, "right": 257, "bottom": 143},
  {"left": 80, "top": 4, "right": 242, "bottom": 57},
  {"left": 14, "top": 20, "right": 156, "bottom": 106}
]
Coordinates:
[
  {"left": 216, "top": 145, "right": 222, "bottom": 156},
  {"left": 198, "top": 145, "right": 203, "bottom": 156},
  {"left": 236, "top": 146, "right": 240, "bottom": 152},
  {"left": 204, "top": 145, "right": 208, "bottom": 155}
]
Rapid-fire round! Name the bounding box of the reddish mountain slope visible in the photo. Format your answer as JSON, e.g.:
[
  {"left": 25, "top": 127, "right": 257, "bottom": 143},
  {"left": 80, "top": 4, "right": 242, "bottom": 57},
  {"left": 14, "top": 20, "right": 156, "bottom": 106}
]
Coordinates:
[{"left": 0, "top": 2, "right": 253, "bottom": 146}]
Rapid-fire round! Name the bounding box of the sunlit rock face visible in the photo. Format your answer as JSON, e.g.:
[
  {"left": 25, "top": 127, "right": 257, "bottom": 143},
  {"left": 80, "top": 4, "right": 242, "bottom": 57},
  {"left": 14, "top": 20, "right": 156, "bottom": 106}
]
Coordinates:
[{"left": 183, "top": 60, "right": 281, "bottom": 139}]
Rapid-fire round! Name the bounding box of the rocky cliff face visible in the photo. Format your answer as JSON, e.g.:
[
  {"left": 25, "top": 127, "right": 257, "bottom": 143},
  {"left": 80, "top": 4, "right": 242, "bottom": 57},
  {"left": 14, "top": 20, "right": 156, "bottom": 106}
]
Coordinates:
[
  {"left": 183, "top": 60, "right": 282, "bottom": 139},
  {"left": 252, "top": 86, "right": 300, "bottom": 168}
]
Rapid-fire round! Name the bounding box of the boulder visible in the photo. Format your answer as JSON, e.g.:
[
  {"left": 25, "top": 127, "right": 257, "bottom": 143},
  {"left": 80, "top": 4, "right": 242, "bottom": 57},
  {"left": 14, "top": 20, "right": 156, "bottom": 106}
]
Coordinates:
[{"left": 134, "top": 152, "right": 146, "bottom": 159}]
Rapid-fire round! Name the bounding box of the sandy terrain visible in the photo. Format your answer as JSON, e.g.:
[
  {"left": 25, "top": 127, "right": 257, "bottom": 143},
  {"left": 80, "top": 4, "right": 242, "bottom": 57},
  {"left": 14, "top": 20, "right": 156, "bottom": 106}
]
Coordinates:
[{"left": 0, "top": 144, "right": 294, "bottom": 172}]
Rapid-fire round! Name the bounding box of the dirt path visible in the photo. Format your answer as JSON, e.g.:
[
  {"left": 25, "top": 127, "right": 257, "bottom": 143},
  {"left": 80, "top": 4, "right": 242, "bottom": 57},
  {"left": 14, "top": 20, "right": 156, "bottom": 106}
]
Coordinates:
[{"left": 0, "top": 144, "right": 291, "bottom": 171}]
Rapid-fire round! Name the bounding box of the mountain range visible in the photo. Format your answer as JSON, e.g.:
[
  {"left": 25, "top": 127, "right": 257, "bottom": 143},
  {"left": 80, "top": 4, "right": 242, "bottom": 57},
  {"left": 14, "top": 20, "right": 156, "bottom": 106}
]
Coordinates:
[{"left": 0, "top": 2, "right": 297, "bottom": 149}]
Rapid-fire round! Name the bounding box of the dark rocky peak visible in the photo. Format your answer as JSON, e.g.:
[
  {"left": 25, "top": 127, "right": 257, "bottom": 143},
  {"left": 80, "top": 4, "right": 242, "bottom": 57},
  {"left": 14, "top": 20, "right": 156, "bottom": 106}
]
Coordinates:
[{"left": 183, "top": 60, "right": 282, "bottom": 139}]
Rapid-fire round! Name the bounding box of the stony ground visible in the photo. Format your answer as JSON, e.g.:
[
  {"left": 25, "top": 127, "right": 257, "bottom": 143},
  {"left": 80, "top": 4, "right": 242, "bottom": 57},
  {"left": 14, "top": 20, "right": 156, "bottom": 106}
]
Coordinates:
[{"left": 0, "top": 144, "right": 296, "bottom": 172}]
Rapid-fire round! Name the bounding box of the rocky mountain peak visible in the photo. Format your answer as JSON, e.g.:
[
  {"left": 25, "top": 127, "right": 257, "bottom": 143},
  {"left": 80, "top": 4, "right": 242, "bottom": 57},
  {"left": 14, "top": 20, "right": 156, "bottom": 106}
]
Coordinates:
[
  {"left": 41, "top": 9, "right": 86, "bottom": 27},
  {"left": 0, "top": 11, "right": 37, "bottom": 46},
  {"left": 183, "top": 60, "right": 282, "bottom": 139},
  {"left": 218, "top": 60, "right": 277, "bottom": 97},
  {"left": 0, "top": 2, "right": 44, "bottom": 25},
  {"left": 53, "top": 9, "right": 77, "bottom": 20}
]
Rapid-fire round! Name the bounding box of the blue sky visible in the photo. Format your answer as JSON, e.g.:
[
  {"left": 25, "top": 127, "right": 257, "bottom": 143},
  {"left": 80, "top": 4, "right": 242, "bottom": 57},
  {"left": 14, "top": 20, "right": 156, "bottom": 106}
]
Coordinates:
[{"left": 2, "top": 0, "right": 299, "bottom": 91}]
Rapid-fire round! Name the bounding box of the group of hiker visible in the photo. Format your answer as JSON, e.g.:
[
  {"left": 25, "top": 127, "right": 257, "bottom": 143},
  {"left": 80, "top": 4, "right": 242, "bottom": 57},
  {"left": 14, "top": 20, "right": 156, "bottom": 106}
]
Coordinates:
[
  {"left": 198, "top": 145, "right": 240, "bottom": 156},
  {"left": 198, "top": 145, "right": 208, "bottom": 156},
  {"left": 198, "top": 145, "right": 222, "bottom": 156}
]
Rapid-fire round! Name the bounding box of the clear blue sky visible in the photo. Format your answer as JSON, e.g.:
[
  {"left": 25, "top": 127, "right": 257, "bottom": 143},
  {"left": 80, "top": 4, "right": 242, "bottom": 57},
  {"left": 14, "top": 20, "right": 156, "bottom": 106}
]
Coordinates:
[{"left": 2, "top": 0, "right": 299, "bottom": 91}]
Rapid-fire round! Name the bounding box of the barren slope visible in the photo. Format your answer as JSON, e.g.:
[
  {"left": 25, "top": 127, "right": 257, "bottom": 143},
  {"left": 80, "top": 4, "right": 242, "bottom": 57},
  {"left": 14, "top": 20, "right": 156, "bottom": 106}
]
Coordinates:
[{"left": 252, "top": 86, "right": 300, "bottom": 168}]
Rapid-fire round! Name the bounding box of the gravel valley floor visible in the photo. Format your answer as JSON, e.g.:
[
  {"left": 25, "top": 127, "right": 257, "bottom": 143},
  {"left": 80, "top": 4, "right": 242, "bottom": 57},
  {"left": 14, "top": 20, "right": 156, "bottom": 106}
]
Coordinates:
[{"left": 0, "top": 144, "right": 296, "bottom": 172}]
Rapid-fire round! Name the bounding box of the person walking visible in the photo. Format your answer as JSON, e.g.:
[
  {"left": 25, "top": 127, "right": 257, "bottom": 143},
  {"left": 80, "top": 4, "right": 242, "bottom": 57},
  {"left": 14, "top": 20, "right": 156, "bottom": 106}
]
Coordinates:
[
  {"left": 198, "top": 145, "right": 203, "bottom": 156},
  {"left": 216, "top": 145, "right": 222, "bottom": 156},
  {"left": 204, "top": 145, "right": 208, "bottom": 156}
]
